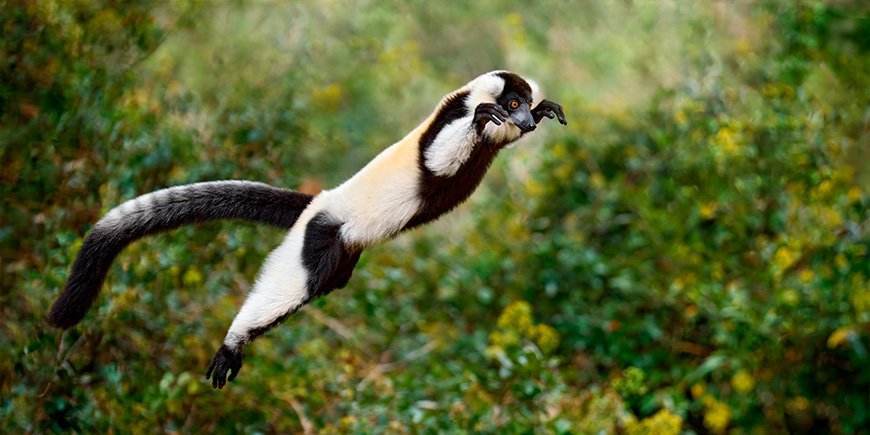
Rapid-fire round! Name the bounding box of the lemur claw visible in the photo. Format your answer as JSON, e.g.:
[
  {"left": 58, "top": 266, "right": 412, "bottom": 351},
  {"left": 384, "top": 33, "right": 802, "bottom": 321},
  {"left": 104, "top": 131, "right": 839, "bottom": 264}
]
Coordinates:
[
  {"left": 206, "top": 344, "right": 243, "bottom": 389},
  {"left": 474, "top": 103, "right": 509, "bottom": 133},
  {"left": 532, "top": 99, "right": 567, "bottom": 125}
]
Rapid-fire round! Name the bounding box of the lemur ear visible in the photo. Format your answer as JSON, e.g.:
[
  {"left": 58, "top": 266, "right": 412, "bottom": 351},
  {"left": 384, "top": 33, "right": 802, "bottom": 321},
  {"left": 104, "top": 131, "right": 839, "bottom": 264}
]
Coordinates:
[{"left": 527, "top": 79, "right": 543, "bottom": 105}]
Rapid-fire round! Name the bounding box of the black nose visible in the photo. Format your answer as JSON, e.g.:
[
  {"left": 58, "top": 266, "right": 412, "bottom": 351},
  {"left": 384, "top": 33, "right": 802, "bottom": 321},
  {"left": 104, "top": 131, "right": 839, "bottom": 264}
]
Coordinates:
[{"left": 521, "top": 122, "right": 536, "bottom": 132}]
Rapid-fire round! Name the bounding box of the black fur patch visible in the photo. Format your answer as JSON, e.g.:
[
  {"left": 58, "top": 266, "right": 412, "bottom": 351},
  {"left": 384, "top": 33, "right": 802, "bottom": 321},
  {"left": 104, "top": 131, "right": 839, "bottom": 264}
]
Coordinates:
[
  {"left": 153, "top": 181, "right": 314, "bottom": 230},
  {"left": 48, "top": 181, "right": 314, "bottom": 329},
  {"left": 301, "top": 211, "right": 361, "bottom": 300},
  {"left": 419, "top": 90, "right": 471, "bottom": 155},
  {"left": 495, "top": 72, "right": 532, "bottom": 100},
  {"left": 495, "top": 72, "right": 533, "bottom": 108},
  {"left": 226, "top": 212, "right": 362, "bottom": 345},
  {"left": 205, "top": 344, "right": 243, "bottom": 389},
  {"left": 405, "top": 82, "right": 527, "bottom": 231},
  {"left": 405, "top": 134, "right": 501, "bottom": 230},
  {"left": 244, "top": 305, "right": 301, "bottom": 345}
]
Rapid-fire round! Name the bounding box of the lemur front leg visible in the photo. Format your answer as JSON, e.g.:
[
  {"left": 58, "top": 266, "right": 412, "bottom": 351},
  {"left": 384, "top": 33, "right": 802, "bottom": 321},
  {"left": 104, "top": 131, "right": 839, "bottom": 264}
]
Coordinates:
[
  {"left": 531, "top": 99, "right": 567, "bottom": 125},
  {"left": 474, "top": 102, "right": 509, "bottom": 135},
  {"left": 206, "top": 211, "right": 361, "bottom": 389}
]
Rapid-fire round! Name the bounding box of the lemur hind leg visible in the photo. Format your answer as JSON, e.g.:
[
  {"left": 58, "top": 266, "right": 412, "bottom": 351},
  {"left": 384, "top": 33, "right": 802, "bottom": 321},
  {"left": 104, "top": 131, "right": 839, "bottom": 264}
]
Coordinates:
[
  {"left": 300, "top": 212, "right": 363, "bottom": 300},
  {"left": 206, "top": 211, "right": 361, "bottom": 389}
]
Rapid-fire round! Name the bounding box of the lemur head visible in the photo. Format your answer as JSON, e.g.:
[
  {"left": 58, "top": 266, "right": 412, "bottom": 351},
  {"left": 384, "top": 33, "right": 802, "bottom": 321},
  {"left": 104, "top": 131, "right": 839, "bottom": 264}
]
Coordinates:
[
  {"left": 467, "top": 71, "right": 543, "bottom": 142},
  {"left": 493, "top": 71, "right": 537, "bottom": 132}
]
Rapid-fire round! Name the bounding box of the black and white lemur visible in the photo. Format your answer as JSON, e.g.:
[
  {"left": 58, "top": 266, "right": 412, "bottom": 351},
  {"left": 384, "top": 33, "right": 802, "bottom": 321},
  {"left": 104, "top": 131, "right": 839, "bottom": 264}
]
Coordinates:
[{"left": 48, "top": 71, "right": 567, "bottom": 389}]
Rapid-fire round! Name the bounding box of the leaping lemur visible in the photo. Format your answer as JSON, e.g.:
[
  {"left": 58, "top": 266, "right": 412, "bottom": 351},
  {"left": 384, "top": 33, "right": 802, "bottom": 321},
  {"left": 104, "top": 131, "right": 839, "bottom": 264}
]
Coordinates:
[{"left": 48, "top": 71, "right": 567, "bottom": 389}]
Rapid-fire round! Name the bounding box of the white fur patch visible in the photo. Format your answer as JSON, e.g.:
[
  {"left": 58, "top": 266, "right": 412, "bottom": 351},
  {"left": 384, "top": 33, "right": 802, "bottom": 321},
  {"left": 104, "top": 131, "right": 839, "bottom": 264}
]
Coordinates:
[
  {"left": 424, "top": 116, "right": 475, "bottom": 176},
  {"left": 527, "top": 78, "right": 543, "bottom": 106},
  {"left": 100, "top": 181, "right": 261, "bottom": 229},
  {"left": 224, "top": 218, "right": 310, "bottom": 348},
  {"left": 423, "top": 73, "right": 506, "bottom": 176},
  {"left": 466, "top": 73, "right": 504, "bottom": 109},
  {"left": 330, "top": 136, "right": 423, "bottom": 247},
  {"left": 224, "top": 196, "right": 327, "bottom": 348},
  {"left": 483, "top": 121, "right": 522, "bottom": 144}
]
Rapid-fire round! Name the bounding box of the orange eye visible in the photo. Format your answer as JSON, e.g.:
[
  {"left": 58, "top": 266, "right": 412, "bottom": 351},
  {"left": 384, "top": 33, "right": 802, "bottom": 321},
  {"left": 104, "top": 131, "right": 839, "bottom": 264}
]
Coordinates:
[
  {"left": 510, "top": 101, "right": 519, "bottom": 109},
  {"left": 528, "top": 103, "right": 533, "bottom": 109}
]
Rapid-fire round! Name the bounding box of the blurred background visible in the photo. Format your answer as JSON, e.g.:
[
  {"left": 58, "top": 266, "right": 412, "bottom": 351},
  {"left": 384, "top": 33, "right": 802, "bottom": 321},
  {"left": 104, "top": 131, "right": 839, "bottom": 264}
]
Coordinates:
[{"left": 1, "top": 0, "right": 868, "bottom": 432}]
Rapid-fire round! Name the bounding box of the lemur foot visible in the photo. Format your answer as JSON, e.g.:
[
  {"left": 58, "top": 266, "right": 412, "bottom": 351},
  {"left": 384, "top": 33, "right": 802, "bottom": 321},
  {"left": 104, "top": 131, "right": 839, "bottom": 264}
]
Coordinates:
[
  {"left": 474, "top": 103, "right": 509, "bottom": 134},
  {"left": 532, "top": 99, "right": 567, "bottom": 125},
  {"left": 206, "top": 344, "right": 243, "bottom": 389}
]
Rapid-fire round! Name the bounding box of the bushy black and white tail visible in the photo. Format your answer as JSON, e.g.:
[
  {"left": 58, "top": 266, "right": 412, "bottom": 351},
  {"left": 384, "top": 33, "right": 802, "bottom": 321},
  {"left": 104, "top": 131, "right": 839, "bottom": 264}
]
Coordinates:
[{"left": 48, "top": 181, "right": 314, "bottom": 329}]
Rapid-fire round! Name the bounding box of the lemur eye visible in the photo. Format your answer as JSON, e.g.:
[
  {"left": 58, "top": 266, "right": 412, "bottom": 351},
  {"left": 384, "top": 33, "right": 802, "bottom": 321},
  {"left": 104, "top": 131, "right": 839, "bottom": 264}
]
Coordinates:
[
  {"left": 528, "top": 103, "right": 533, "bottom": 109},
  {"left": 510, "top": 101, "right": 519, "bottom": 109}
]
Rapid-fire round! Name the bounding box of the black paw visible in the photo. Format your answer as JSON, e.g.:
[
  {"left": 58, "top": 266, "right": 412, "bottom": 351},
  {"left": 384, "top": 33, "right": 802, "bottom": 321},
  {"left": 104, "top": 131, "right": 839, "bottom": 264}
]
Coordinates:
[
  {"left": 532, "top": 99, "right": 567, "bottom": 125},
  {"left": 474, "top": 103, "right": 509, "bottom": 134},
  {"left": 205, "top": 344, "right": 243, "bottom": 389}
]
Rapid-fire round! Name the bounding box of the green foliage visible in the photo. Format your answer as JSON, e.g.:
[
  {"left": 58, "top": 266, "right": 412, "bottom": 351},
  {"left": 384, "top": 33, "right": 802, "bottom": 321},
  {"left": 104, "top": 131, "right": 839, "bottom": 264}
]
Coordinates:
[{"left": 2, "top": 0, "right": 868, "bottom": 432}]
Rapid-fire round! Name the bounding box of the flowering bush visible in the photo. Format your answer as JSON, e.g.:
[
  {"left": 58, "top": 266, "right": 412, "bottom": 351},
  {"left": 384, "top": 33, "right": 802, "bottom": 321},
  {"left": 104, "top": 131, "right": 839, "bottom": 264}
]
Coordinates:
[{"left": 2, "top": 0, "right": 866, "bottom": 432}]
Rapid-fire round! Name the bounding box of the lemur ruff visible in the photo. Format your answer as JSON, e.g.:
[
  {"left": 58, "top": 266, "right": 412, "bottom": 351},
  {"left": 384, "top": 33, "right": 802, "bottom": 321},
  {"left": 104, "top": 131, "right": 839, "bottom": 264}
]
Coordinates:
[{"left": 49, "top": 71, "right": 567, "bottom": 389}]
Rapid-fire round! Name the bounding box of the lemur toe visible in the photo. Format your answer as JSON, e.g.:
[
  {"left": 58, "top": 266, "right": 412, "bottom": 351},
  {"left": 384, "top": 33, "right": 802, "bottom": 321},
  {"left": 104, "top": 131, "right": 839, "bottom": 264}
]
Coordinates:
[{"left": 205, "top": 344, "right": 243, "bottom": 389}]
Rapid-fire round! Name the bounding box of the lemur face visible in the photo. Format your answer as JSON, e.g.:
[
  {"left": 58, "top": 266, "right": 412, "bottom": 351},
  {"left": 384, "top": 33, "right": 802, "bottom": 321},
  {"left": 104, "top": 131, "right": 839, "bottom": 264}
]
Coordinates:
[{"left": 495, "top": 72, "right": 536, "bottom": 132}]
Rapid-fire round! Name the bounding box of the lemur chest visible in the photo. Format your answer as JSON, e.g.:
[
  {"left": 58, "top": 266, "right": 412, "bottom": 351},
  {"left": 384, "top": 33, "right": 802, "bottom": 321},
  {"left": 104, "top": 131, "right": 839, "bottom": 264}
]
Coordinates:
[{"left": 404, "top": 143, "right": 499, "bottom": 230}]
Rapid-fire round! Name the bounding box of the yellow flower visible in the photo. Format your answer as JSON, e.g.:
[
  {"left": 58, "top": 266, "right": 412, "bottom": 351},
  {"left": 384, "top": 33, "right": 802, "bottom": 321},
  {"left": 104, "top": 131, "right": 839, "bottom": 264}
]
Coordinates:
[
  {"left": 851, "top": 287, "right": 869, "bottom": 313},
  {"left": 781, "top": 288, "right": 800, "bottom": 306},
  {"left": 835, "top": 254, "right": 848, "bottom": 269},
  {"left": 712, "top": 263, "right": 724, "bottom": 281},
  {"left": 182, "top": 268, "right": 203, "bottom": 286},
  {"left": 798, "top": 269, "right": 815, "bottom": 283},
  {"left": 788, "top": 396, "right": 810, "bottom": 412},
  {"left": 700, "top": 202, "right": 718, "bottom": 219},
  {"left": 496, "top": 301, "right": 533, "bottom": 332},
  {"left": 531, "top": 324, "right": 560, "bottom": 353},
  {"left": 691, "top": 383, "right": 705, "bottom": 399},
  {"left": 714, "top": 127, "right": 740, "bottom": 156},
  {"left": 735, "top": 39, "right": 752, "bottom": 54},
  {"left": 311, "top": 83, "right": 343, "bottom": 111},
  {"left": 488, "top": 330, "right": 519, "bottom": 349},
  {"left": 590, "top": 172, "right": 606, "bottom": 190},
  {"left": 773, "top": 246, "right": 800, "bottom": 272},
  {"left": 817, "top": 180, "right": 834, "bottom": 197},
  {"left": 626, "top": 409, "right": 683, "bottom": 435},
  {"left": 701, "top": 395, "right": 731, "bottom": 434},
  {"left": 340, "top": 415, "right": 357, "bottom": 427},
  {"left": 847, "top": 186, "right": 863, "bottom": 204},
  {"left": 819, "top": 206, "right": 843, "bottom": 229},
  {"left": 489, "top": 301, "right": 560, "bottom": 355},
  {"left": 731, "top": 369, "right": 755, "bottom": 394},
  {"left": 827, "top": 327, "right": 856, "bottom": 349},
  {"left": 525, "top": 179, "right": 544, "bottom": 197}
]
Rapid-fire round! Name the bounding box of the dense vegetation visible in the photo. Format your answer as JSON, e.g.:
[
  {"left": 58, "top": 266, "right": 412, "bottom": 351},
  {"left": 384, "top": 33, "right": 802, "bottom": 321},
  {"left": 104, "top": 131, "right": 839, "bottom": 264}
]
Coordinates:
[{"left": 1, "top": 1, "right": 867, "bottom": 432}]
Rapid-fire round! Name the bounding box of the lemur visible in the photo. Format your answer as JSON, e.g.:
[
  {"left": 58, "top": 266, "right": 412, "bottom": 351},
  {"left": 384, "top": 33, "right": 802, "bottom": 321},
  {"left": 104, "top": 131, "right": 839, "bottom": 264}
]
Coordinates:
[{"left": 48, "top": 71, "right": 567, "bottom": 389}]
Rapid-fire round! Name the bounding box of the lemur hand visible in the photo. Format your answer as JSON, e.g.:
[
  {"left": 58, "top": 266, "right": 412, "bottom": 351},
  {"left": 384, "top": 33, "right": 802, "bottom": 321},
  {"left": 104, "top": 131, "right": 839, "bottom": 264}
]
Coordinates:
[
  {"left": 206, "top": 345, "right": 243, "bottom": 389},
  {"left": 474, "top": 103, "right": 509, "bottom": 134},
  {"left": 532, "top": 99, "right": 567, "bottom": 125}
]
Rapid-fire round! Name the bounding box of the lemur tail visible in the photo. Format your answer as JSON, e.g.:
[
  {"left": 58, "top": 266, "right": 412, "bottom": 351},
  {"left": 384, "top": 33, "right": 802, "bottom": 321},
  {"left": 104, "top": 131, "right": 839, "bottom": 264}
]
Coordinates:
[{"left": 48, "top": 180, "right": 314, "bottom": 329}]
